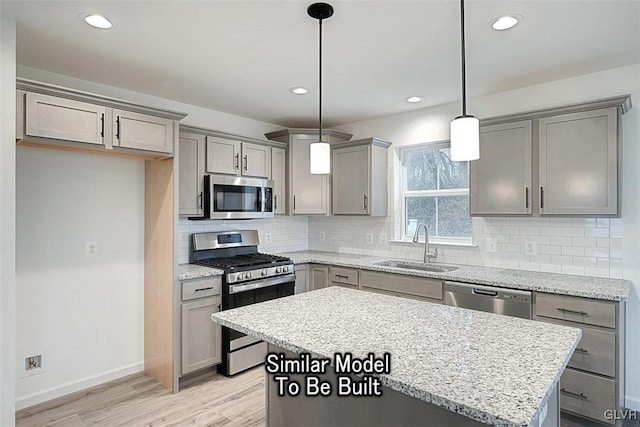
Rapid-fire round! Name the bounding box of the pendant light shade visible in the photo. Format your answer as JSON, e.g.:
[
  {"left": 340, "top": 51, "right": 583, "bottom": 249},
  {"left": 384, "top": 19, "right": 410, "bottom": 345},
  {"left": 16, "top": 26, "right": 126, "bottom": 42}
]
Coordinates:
[
  {"left": 450, "top": 0, "right": 479, "bottom": 161},
  {"left": 308, "top": 2, "right": 334, "bottom": 174}
]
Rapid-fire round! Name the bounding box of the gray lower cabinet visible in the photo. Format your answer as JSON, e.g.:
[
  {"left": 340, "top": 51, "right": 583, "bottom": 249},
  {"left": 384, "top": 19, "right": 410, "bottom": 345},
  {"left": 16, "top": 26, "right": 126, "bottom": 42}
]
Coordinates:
[
  {"left": 294, "top": 264, "right": 309, "bottom": 294},
  {"left": 181, "top": 277, "right": 222, "bottom": 375},
  {"left": 539, "top": 107, "right": 618, "bottom": 215},
  {"left": 359, "top": 270, "right": 443, "bottom": 302},
  {"left": 309, "top": 265, "right": 329, "bottom": 290},
  {"left": 332, "top": 138, "right": 390, "bottom": 216},
  {"left": 470, "top": 120, "right": 532, "bottom": 215},
  {"left": 534, "top": 292, "right": 625, "bottom": 426},
  {"left": 179, "top": 132, "right": 206, "bottom": 217}
]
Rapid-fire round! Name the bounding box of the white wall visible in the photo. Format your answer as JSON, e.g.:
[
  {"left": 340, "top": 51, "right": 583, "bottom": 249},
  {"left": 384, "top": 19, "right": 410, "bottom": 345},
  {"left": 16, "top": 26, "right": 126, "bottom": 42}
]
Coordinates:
[
  {"left": 0, "top": 18, "right": 17, "bottom": 427},
  {"left": 17, "top": 65, "right": 282, "bottom": 140},
  {"left": 330, "top": 64, "right": 640, "bottom": 408},
  {"left": 15, "top": 147, "right": 145, "bottom": 409}
]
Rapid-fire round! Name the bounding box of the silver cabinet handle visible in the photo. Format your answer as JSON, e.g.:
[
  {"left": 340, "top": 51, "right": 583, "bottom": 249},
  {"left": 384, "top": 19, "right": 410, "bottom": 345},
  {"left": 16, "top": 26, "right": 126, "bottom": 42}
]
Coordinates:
[
  {"left": 363, "top": 194, "right": 368, "bottom": 211},
  {"left": 116, "top": 116, "right": 121, "bottom": 140},
  {"left": 557, "top": 307, "right": 588, "bottom": 316},
  {"left": 194, "top": 286, "right": 214, "bottom": 292},
  {"left": 244, "top": 155, "right": 248, "bottom": 171},
  {"left": 525, "top": 187, "right": 529, "bottom": 209},
  {"left": 235, "top": 153, "right": 239, "bottom": 170},
  {"left": 274, "top": 195, "right": 278, "bottom": 210},
  {"left": 335, "top": 274, "right": 349, "bottom": 279},
  {"left": 293, "top": 195, "right": 296, "bottom": 211},
  {"left": 100, "top": 113, "right": 105, "bottom": 138},
  {"left": 198, "top": 192, "right": 203, "bottom": 209},
  {"left": 574, "top": 347, "right": 589, "bottom": 354},
  {"left": 540, "top": 186, "right": 544, "bottom": 209},
  {"left": 560, "top": 388, "right": 588, "bottom": 400}
]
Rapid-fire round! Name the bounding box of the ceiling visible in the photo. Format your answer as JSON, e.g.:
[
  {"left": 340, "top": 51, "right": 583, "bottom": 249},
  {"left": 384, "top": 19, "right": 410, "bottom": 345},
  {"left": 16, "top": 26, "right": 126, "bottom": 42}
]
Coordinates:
[{"left": 2, "top": 0, "right": 639, "bottom": 128}]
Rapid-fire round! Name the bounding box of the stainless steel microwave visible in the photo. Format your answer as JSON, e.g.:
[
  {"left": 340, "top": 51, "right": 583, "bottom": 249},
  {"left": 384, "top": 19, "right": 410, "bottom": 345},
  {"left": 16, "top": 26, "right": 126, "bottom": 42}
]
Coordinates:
[{"left": 202, "top": 175, "right": 274, "bottom": 219}]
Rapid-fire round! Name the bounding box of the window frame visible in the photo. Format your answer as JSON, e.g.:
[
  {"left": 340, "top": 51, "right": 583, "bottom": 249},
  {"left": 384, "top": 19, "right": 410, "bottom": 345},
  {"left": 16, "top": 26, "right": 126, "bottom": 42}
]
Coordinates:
[{"left": 399, "top": 141, "right": 472, "bottom": 244}]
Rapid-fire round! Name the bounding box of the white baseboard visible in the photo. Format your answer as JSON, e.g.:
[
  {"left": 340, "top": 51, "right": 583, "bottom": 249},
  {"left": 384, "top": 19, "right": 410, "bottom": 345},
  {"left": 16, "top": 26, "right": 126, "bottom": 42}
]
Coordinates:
[
  {"left": 15, "top": 362, "right": 144, "bottom": 411},
  {"left": 627, "top": 395, "right": 640, "bottom": 411}
]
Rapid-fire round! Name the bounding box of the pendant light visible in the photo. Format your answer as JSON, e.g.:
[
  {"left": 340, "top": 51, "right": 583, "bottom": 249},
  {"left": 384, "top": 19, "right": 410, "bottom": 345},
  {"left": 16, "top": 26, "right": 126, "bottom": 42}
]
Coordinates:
[
  {"left": 308, "top": 2, "right": 334, "bottom": 174},
  {"left": 450, "top": 0, "right": 479, "bottom": 161}
]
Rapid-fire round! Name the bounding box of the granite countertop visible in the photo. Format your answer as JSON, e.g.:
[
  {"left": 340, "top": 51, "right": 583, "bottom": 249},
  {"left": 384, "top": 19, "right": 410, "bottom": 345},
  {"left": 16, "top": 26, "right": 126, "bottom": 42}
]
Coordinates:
[
  {"left": 280, "top": 250, "right": 632, "bottom": 301},
  {"left": 177, "top": 263, "right": 224, "bottom": 281},
  {"left": 212, "top": 287, "right": 582, "bottom": 427}
]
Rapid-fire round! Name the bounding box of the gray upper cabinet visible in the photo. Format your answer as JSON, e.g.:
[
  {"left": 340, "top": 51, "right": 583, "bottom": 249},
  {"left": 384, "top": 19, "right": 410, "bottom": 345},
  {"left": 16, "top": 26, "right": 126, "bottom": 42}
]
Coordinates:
[
  {"left": 17, "top": 80, "right": 186, "bottom": 156},
  {"left": 264, "top": 129, "right": 352, "bottom": 215},
  {"left": 179, "top": 132, "right": 206, "bottom": 217},
  {"left": 539, "top": 108, "right": 617, "bottom": 215},
  {"left": 271, "top": 147, "right": 287, "bottom": 214},
  {"left": 332, "top": 138, "right": 390, "bottom": 216},
  {"left": 24, "top": 92, "right": 107, "bottom": 146},
  {"left": 470, "top": 121, "right": 532, "bottom": 215},
  {"left": 113, "top": 109, "right": 174, "bottom": 154},
  {"left": 206, "top": 137, "right": 270, "bottom": 178}
]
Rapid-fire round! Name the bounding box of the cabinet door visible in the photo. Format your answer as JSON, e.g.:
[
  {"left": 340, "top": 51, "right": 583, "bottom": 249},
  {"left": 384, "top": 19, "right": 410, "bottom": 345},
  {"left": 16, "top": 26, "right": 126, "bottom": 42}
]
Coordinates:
[
  {"left": 206, "top": 136, "right": 241, "bottom": 175},
  {"left": 294, "top": 264, "right": 309, "bottom": 294},
  {"left": 309, "top": 265, "right": 329, "bottom": 290},
  {"left": 113, "top": 110, "right": 174, "bottom": 154},
  {"left": 271, "top": 147, "right": 287, "bottom": 214},
  {"left": 470, "top": 120, "right": 532, "bottom": 215},
  {"left": 181, "top": 297, "right": 222, "bottom": 374},
  {"left": 290, "top": 135, "right": 328, "bottom": 215},
  {"left": 242, "top": 142, "right": 271, "bottom": 178},
  {"left": 539, "top": 108, "right": 617, "bottom": 215},
  {"left": 25, "top": 92, "right": 106, "bottom": 145},
  {"left": 179, "top": 133, "right": 205, "bottom": 217},
  {"left": 332, "top": 145, "right": 370, "bottom": 215}
]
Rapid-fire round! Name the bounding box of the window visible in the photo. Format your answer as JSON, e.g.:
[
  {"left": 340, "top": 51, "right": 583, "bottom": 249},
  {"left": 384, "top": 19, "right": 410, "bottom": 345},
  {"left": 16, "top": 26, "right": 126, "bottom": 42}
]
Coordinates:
[{"left": 400, "top": 142, "right": 472, "bottom": 243}]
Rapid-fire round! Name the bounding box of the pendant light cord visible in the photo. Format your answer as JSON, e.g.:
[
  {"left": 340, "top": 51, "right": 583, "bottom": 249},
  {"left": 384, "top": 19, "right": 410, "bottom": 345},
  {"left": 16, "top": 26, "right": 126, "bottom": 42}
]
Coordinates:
[
  {"left": 460, "top": 0, "right": 467, "bottom": 116},
  {"left": 318, "top": 18, "right": 323, "bottom": 141}
]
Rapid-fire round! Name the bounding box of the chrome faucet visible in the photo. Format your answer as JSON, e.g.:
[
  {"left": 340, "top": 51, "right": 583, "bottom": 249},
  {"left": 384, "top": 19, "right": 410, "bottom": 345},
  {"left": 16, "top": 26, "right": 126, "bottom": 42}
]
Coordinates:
[{"left": 412, "top": 222, "right": 438, "bottom": 263}]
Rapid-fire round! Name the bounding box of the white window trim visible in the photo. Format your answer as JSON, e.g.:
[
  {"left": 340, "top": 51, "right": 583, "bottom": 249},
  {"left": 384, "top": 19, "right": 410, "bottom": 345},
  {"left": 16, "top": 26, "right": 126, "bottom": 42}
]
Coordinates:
[{"left": 398, "top": 141, "right": 472, "bottom": 245}]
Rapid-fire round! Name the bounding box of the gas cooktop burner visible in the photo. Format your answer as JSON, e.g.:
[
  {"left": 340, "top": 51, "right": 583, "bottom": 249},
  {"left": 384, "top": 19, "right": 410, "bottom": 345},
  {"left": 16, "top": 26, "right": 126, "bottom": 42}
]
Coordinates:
[{"left": 194, "top": 253, "right": 291, "bottom": 272}]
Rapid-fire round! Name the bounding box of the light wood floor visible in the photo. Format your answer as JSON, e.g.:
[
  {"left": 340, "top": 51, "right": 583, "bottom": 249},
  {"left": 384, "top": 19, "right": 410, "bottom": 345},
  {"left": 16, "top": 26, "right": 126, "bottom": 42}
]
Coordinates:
[{"left": 16, "top": 368, "right": 265, "bottom": 427}]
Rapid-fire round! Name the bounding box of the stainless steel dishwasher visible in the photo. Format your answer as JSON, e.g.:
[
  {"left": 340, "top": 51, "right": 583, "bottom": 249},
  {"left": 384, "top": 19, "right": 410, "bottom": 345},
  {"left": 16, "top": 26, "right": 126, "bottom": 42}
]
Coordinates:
[{"left": 444, "top": 281, "right": 532, "bottom": 319}]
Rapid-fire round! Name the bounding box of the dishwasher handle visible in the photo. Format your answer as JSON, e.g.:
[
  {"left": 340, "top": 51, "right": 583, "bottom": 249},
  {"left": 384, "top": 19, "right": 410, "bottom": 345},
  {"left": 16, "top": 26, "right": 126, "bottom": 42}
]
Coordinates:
[{"left": 472, "top": 288, "right": 498, "bottom": 297}]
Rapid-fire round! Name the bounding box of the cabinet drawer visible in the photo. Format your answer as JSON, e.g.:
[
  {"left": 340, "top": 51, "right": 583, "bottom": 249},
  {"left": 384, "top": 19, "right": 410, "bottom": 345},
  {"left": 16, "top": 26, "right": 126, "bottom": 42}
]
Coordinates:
[
  {"left": 560, "top": 368, "right": 616, "bottom": 425},
  {"left": 329, "top": 267, "right": 358, "bottom": 285},
  {"left": 535, "top": 293, "right": 616, "bottom": 328},
  {"left": 568, "top": 326, "right": 616, "bottom": 378},
  {"left": 182, "top": 277, "right": 222, "bottom": 301},
  {"left": 360, "top": 270, "right": 443, "bottom": 300}
]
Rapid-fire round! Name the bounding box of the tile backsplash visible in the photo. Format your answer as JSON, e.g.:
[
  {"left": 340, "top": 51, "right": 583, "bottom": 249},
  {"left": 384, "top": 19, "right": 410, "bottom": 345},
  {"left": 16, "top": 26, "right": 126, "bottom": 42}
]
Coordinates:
[
  {"left": 179, "top": 214, "right": 622, "bottom": 279},
  {"left": 308, "top": 215, "right": 622, "bottom": 279},
  {"left": 178, "top": 216, "right": 308, "bottom": 264}
]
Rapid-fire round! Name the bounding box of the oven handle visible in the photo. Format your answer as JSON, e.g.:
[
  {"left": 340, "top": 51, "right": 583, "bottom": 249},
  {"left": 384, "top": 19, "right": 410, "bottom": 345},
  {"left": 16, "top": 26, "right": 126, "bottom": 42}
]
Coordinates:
[{"left": 228, "top": 274, "right": 296, "bottom": 294}]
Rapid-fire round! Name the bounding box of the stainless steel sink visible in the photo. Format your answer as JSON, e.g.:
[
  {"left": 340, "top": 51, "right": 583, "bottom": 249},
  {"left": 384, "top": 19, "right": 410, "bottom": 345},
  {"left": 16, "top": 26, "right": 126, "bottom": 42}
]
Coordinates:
[{"left": 373, "top": 260, "right": 459, "bottom": 273}]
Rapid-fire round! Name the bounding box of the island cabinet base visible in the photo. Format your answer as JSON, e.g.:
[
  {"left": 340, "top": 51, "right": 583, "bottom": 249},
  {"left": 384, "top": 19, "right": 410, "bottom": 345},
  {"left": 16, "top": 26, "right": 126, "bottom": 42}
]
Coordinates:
[{"left": 265, "top": 345, "right": 559, "bottom": 427}]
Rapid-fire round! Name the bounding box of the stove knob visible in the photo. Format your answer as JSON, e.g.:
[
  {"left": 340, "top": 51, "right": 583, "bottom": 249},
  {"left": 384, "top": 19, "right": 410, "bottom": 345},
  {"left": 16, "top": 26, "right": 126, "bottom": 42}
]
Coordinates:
[
  {"left": 246, "top": 272, "right": 252, "bottom": 279},
  {"left": 276, "top": 267, "right": 282, "bottom": 273},
  {"left": 238, "top": 273, "right": 245, "bottom": 280},
  {"left": 283, "top": 266, "right": 290, "bottom": 272},
  {"left": 261, "top": 269, "right": 268, "bottom": 276}
]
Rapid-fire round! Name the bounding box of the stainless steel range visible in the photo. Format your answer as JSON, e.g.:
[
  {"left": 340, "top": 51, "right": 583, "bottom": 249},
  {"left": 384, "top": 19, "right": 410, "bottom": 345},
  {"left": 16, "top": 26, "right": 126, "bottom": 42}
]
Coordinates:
[{"left": 191, "top": 230, "right": 295, "bottom": 376}]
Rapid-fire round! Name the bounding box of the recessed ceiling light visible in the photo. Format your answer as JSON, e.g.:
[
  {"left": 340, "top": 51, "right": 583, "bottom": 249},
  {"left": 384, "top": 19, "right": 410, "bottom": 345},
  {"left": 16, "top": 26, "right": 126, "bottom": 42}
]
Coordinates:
[
  {"left": 290, "top": 87, "right": 308, "bottom": 95},
  {"left": 491, "top": 15, "right": 520, "bottom": 31},
  {"left": 84, "top": 14, "right": 112, "bottom": 29},
  {"left": 407, "top": 96, "right": 423, "bottom": 103}
]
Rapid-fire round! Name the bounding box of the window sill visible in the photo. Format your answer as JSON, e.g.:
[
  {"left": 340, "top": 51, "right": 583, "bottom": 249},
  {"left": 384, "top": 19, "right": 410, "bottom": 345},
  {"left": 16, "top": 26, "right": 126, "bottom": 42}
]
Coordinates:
[{"left": 389, "top": 239, "right": 478, "bottom": 248}]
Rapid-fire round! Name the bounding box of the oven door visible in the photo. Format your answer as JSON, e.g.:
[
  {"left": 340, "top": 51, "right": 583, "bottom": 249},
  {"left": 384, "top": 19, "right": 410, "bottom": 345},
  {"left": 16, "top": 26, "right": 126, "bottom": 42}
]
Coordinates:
[
  {"left": 221, "top": 274, "right": 295, "bottom": 375},
  {"left": 207, "top": 175, "right": 274, "bottom": 219}
]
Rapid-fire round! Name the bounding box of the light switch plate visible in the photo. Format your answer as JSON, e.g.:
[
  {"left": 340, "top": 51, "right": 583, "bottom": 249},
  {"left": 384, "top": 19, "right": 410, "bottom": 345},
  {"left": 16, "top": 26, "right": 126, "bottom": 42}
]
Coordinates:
[
  {"left": 265, "top": 233, "right": 272, "bottom": 243},
  {"left": 366, "top": 233, "right": 374, "bottom": 245},
  {"left": 320, "top": 231, "right": 326, "bottom": 241},
  {"left": 378, "top": 233, "right": 387, "bottom": 245}
]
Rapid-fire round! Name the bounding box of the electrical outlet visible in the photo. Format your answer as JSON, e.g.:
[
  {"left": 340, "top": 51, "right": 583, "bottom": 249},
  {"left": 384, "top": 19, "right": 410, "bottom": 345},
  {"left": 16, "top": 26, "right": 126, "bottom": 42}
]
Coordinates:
[
  {"left": 366, "top": 233, "right": 374, "bottom": 245},
  {"left": 265, "top": 233, "right": 272, "bottom": 243},
  {"left": 485, "top": 238, "right": 497, "bottom": 253},
  {"left": 320, "top": 231, "right": 326, "bottom": 241},
  {"left": 85, "top": 242, "right": 97, "bottom": 255},
  {"left": 378, "top": 233, "right": 388, "bottom": 245},
  {"left": 525, "top": 240, "right": 538, "bottom": 256},
  {"left": 25, "top": 354, "right": 42, "bottom": 372}
]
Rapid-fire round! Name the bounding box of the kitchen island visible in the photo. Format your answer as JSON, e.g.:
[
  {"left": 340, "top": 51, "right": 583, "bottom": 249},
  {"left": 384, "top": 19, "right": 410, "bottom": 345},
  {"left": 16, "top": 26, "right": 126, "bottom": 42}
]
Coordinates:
[{"left": 212, "top": 287, "right": 582, "bottom": 427}]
